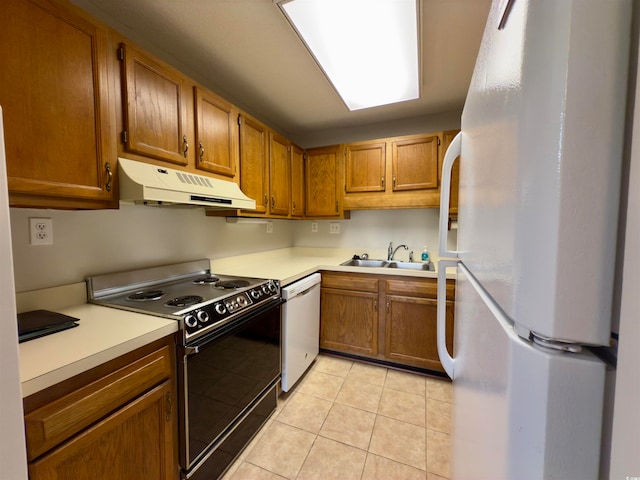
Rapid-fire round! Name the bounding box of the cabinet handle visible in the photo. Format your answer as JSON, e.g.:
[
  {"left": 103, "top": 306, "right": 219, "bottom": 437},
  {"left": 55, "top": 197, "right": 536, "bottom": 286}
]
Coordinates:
[
  {"left": 264, "top": 194, "right": 268, "bottom": 207},
  {"left": 393, "top": 175, "right": 397, "bottom": 188},
  {"left": 271, "top": 195, "right": 276, "bottom": 209},
  {"left": 292, "top": 200, "right": 296, "bottom": 212},
  {"left": 183, "top": 135, "right": 189, "bottom": 158},
  {"left": 335, "top": 201, "right": 339, "bottom": 213},
  {"left": 199, "top": 141, "right": 205, "bottom": 160},
  {"left": 374, "top": 300, "right": 377, "bottom": 312},
  {"left": 166, "top": 392, "right": 172, "bottom": 422},
  {"left": 381, "top": 176, "right": 385, "bottom": 188},
  {"left": 105, "top": 162, "right": 112, "bottom": 192},
  {"left": 386, "top": 301, "right": 390, "bottom": 313}
]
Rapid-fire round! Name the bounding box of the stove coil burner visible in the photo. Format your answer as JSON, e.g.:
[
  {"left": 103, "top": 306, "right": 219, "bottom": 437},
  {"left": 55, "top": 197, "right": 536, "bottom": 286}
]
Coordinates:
[
  {"left": 127, "top": 290, "right": 165, "bottom": 301},
  {"left": 192, "top": 275, "right": 220, "bottom": 285},
  {"left": 164, "top": 295, "right": 204, "bottom": 308},
  {"left": 216, "top": 280, "right": 250, "bottom": 289}
]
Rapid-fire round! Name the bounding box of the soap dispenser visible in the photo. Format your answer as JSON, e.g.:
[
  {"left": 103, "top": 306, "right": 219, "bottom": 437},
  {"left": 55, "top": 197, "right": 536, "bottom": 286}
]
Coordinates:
[{"left": 421, "top": 246, "right": 429, "bottom": 262}]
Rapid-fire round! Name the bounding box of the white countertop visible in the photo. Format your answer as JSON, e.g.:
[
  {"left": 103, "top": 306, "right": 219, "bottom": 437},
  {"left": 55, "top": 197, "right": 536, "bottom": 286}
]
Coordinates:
[
  {"left": 17, "top": 247, "right": 453, "bottom": 397},
  {"left": 209, "top": 247, "right": 452, "bottom": 286},
  {"left": 17, "top": 285, "right": 178, "bottom": 398}
]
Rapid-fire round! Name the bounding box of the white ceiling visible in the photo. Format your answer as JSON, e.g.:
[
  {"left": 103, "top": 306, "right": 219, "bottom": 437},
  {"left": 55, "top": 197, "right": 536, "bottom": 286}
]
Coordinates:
[{"left": 70, "top": 0, "right": 491, "bottom": 146}]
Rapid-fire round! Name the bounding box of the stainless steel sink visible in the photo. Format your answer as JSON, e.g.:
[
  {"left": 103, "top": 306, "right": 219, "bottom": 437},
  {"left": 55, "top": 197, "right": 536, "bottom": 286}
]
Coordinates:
[
  {"left": 340, "top": 258, "right": 435, "bottom": 271},
  {"left": 340, "top": 259, "right": 389, "bottom": 268},
  {"left": 387, "top": 261, "right": 435, "bottom": 271}
]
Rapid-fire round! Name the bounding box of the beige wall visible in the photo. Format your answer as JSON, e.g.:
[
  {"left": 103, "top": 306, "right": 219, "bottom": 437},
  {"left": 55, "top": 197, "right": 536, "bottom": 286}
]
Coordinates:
[{"left": 10, "top": 205, "right": 448, "bottom": 292}]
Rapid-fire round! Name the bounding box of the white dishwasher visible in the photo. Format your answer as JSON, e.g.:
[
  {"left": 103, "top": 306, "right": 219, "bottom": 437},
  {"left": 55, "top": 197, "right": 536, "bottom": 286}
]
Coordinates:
[{"left": 281, "top": 273, "right": 321, "bottom": 392}]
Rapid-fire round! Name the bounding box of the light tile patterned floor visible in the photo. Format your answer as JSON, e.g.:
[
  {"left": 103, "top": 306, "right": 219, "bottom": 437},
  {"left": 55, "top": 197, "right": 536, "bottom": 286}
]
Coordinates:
[{"left": 222, "top": 354, "right": 452, "bottom": 480}]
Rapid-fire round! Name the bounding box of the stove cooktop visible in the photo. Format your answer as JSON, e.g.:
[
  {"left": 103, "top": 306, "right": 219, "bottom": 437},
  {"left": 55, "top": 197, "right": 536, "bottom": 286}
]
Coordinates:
[{"left": 86, "top": 260, "right": 280, "bottom": 342}]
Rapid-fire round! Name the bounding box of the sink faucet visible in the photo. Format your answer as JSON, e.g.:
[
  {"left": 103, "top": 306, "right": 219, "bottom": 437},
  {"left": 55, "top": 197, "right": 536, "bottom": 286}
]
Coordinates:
[{"left": 388, "top": 242, "right": 408, "bottom": 261}]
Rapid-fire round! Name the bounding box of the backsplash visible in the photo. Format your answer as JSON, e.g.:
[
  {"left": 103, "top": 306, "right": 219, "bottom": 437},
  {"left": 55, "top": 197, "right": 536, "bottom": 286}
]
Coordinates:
[{"left": 10, "top": 205, "right": 452, "bottom": 292}]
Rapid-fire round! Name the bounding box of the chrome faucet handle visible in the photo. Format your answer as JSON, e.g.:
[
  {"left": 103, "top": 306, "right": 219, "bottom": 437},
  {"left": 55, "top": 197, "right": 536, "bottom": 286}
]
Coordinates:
[
  {"left": 361, "top": 253, "right": 369, "bottom": 260},
  {"left": 409, "top": 251, "right": 414, "bottom": 262},
  {"left": 387, "top": 242, "right": 393, "bottom": 260}
]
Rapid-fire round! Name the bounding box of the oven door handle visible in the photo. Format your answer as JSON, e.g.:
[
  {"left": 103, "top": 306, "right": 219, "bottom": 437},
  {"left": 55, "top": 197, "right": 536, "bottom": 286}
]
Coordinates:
[{"left": 184, "top": 345, "right": 199, "bottom": 355}]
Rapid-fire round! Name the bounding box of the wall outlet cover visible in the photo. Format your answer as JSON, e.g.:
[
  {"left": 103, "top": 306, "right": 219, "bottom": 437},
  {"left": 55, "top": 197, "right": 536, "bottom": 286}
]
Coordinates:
[
  {"left": 311, "top": 222, "right": 318, "bottom": 233},
  {"left": 29, "top": 217, "right": 53, "bottom": 245},
  {"left": 266, "top": 222, "right": 274, "bottom": 233},
  {"left": 329, "top": 223, "right": 340, "bottom": 234}
]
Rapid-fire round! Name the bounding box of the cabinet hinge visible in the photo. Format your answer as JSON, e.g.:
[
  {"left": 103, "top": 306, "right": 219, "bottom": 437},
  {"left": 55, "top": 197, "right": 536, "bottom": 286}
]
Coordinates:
[
  {"left": 237, "top": 115, "right": 242, "bottom": 126},
  {"left": 117, "top": 45, "right": 124, "bottom": 61},
  {"left": 121, "top": 131, "right": 128, "bottom": 144},
  {"left": 437, "top": 137, "right": 441, "bottom": 146}
]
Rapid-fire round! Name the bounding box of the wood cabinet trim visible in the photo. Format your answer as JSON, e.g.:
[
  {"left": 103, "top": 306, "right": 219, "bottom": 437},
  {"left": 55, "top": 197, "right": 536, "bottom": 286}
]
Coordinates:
[
  {"left": 28, "top": 381, "right": 175, "bottom": 480},
  {"left": 24, "top": 344, "right": 173, "bottom": 461}
]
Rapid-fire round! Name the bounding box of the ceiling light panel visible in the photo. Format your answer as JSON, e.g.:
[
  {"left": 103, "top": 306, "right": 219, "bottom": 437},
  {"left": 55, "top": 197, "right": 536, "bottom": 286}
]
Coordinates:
[{"left": 279, "top": 0, "right": 420, "bottom": 111}]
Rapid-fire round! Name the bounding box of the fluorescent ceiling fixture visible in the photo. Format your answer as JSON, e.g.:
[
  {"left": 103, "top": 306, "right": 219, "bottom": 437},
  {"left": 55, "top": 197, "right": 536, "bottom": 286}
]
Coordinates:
[{"left": 279, "top": 0, "right": 420, "bottom": 111}]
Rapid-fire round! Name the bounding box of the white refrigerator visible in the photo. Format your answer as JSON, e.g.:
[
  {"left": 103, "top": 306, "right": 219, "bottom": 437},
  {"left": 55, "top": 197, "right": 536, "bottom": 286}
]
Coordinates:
[{"left": 436, "top": 1, "right": 632, "bottom": 478}]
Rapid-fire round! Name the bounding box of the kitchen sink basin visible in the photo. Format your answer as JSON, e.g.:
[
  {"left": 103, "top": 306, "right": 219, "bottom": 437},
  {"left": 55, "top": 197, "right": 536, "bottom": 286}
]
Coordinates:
[
  {"left": 340, "top": 259, "right": 389, "bottom": 268},
  {"left": 387, "top": 261, "right": 435, "bottom": 271},
  {"left": 340, "top": 258, "right": 435, "bottom": 271}
]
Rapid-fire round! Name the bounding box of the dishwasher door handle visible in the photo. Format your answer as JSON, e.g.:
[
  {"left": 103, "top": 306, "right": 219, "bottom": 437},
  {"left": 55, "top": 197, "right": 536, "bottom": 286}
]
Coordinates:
[{"left": 293, "top": 284, "right": 318, "bottom": 298}]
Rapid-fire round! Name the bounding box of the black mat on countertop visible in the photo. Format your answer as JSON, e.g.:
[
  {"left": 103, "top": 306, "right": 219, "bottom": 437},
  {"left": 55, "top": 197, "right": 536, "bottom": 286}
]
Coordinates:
[{"left": 17, "top": 310, "right": 80, "bottom": 343}]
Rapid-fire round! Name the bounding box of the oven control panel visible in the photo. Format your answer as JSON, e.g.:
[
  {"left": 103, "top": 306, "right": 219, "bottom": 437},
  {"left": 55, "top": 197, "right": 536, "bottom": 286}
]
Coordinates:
[{"left": 183, "top": 280, "right": 280, "bottom": 340}]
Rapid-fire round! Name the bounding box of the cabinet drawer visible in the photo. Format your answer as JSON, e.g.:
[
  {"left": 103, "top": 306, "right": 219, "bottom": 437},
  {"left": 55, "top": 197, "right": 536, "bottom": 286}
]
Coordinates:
[
  {"left": 321, "top": 272, "right": 378, "bottom": 292},
  {"left": 384, "top": 278, "right": 455, "bottom": 299},
  {"left": 25, "top": 345, "right": 172, "bottom": 461}
]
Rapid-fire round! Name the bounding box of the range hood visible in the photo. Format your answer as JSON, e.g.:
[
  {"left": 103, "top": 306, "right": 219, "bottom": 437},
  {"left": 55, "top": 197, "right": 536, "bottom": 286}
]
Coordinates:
[{"left": 118, "top": 157, "right": 256, "bottom": 210}]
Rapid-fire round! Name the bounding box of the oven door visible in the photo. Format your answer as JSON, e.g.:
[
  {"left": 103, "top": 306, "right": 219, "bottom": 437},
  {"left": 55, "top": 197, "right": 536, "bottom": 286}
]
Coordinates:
[{"left": 178, "top": 299, "right": 282, "bottom": 475}]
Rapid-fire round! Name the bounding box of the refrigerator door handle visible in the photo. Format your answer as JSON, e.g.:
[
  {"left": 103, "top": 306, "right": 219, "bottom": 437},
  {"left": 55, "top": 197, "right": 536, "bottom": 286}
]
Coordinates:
[
  {"left": 438, "top": 131, "right": 462, "bottom": 259},
  {"left": 437, "top": 259, "right": 457, "bottom": 378}
]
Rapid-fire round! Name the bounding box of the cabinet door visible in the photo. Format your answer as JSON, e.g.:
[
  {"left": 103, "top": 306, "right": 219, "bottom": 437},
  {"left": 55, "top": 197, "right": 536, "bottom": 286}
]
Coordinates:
[
  {"left": 290, "top": 145, "right": 305, "bottom": 218},
  {"left": 194, "top": 87, "right": 237, "bottom": 178},
  {"left": 442, "top": 130, "right": 461, "bottom": 216},
  {"left": 320, "top": 288, "right": 378, "bottom": 356},
  {"left": 305, "top": 145, "right": 342, "bottom": 217},
  {"left": 344, "top": 142, "right": 386, "bottom": 193},
  {"left": 29, "top": 381, "right": 177, "bottom": 480},
  {"left": 0, "top": 0, "right": 117, "bottom": 209},
  {"left": 120, "top": 43, "right": 189, "bottom": 166},
  {"left": 269, "top": 132, "right": 290, "bottom": 216},
  {"left": 385, "top": 295, "right": 454, "bottom": 372},
  {"left": 391, "top": 134, "right": 439, "bottom": 191},
  {"left": 239, "top": 114, "right": 269, "bottom": 214}
]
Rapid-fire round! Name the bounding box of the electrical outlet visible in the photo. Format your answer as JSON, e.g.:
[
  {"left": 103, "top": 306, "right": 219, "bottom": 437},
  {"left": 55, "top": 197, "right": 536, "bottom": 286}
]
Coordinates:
[
  {"left": 311, "top": 222, "right": 318, "bottom": 233},
  {"left": 329, "top": 222, "right": 340, "bottom": 234},
  {"left": 266, "top": 222, "right": 273, "bottom": 234},
  {"left": 29, "top": 218, "right": 53, "bottom": 245}
]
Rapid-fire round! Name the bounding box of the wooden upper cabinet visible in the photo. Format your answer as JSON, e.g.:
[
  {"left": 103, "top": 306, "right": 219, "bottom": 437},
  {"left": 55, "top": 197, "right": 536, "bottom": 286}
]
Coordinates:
[
  {"left": 391, "top": 134, "right": 439, "bottom": 191},
  {"left": 120, "top": 43, "right": 189, "bottom": 166},
  {"left": 344, "top": 142, "right": 386, "bottom": 193},
  {"left": 290, "top": 145, "right": 305, "bottom": 218},
  {"left": 268, "top": 132, "right": 290, "bottom": 217},
  {"left": 0, "top": 0, "right": 117, "bottom": 209},
  {"left": 305, "top": 145, "right": 343, "bottom": 218},
  {"left": 194, "top": 87, "right": 237, "bottom": 178},
  {"left": 442, "top": 129, "right": 461, "bottom": 217},
  {"left": 238, "top": 113, "right": 269, "bottom": 214}
]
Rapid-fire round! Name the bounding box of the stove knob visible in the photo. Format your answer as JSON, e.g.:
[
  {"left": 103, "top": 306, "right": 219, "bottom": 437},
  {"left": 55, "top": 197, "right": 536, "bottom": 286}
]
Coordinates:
[
  {"left": 262, "top": 284, "right": 270, "bottom": 294},
  {"left": 268, "top": 281, "right": 277, "bottom": 293},
  {"left": 215, "top": 303, "right": 226, "bottom": 315},
  {"left": 251, "top": 289, "right": 261, "bottom": 299},
  {"left": 197, "top": 310, "right": 210, "bottom": 323},
  {"left": 184, "top": 314, "right": 197, "bottom": 328},
  {"left": 237, "top": 296, "right": 248, "bottom": 307}
]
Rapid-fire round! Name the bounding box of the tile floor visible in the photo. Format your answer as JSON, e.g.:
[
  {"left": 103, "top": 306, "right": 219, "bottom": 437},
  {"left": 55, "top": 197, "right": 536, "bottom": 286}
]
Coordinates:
[{"left": 222, "top": 354, "right": 453, "bottom": 480}]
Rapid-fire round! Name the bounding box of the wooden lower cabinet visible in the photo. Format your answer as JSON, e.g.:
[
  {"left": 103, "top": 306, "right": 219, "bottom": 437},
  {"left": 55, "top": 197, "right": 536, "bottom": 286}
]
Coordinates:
[
  {"left": 24, "top": 337, "right": 178, "bottom": 480},
  {"left": 320, "top": 271, "right": 455, "bottom": 373},
  {"left": 321, "top": 288, "right": 378, "bottom": 356}
]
